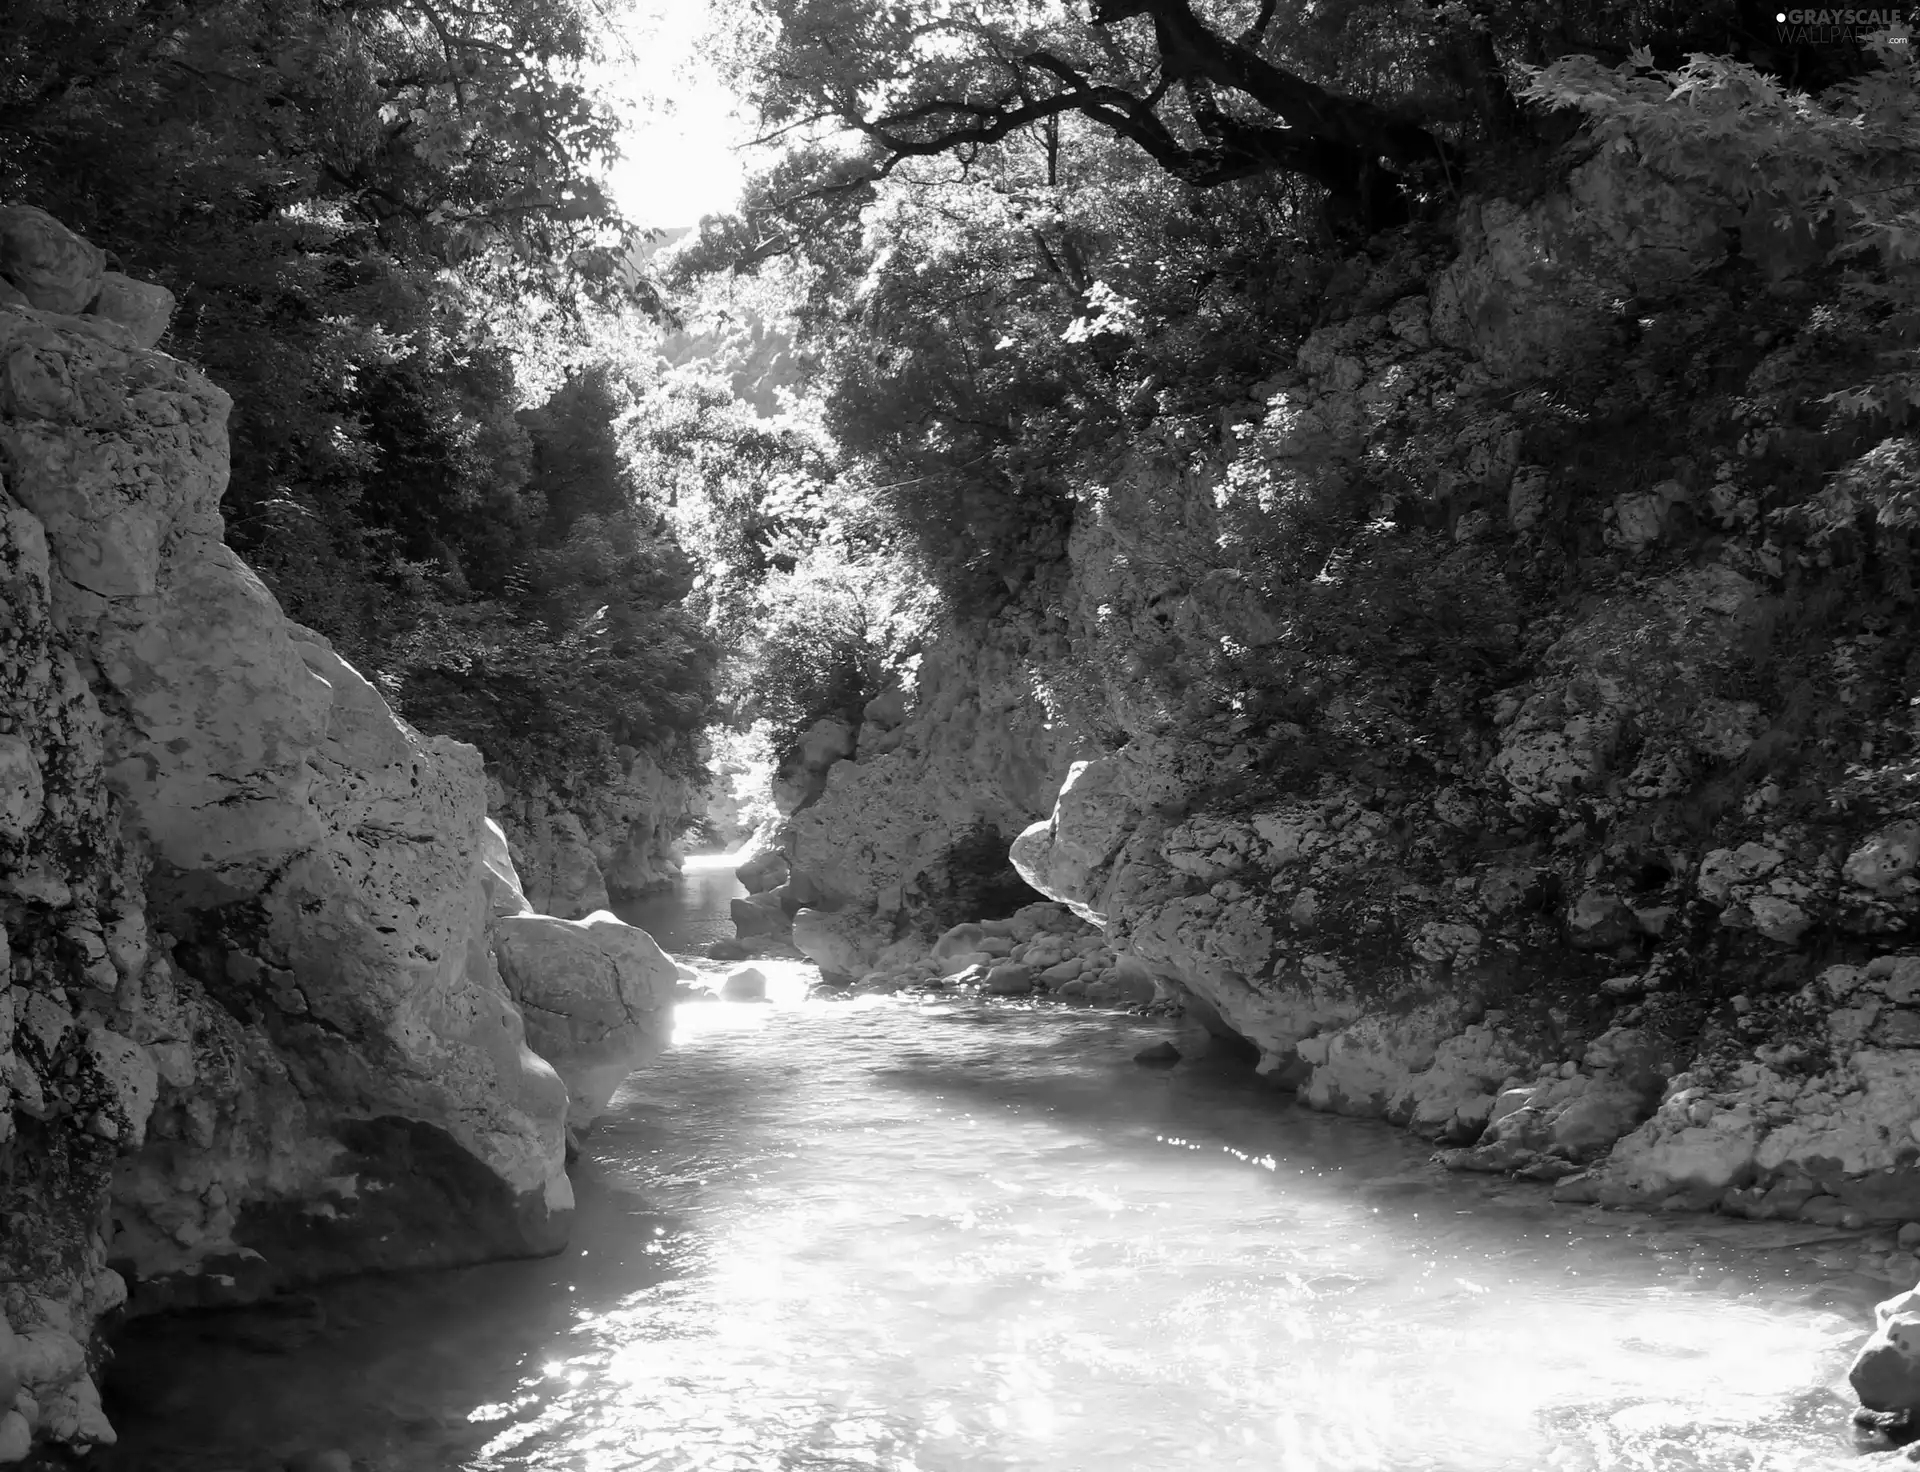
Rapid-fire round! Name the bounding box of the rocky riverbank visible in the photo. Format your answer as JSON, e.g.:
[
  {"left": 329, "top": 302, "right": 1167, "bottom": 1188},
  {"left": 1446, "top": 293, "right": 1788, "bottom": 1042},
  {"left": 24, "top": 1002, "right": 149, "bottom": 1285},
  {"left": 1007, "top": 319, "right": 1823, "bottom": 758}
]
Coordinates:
[
  {"left": 0, "top": 206, "right": 675, "bottom": 1461},
  {"left": 726, "top": 146, "right": 1919, "bottom": 1417},
  {"left": 761, "top": 146, "right": 1919, "bottom": 1220}
]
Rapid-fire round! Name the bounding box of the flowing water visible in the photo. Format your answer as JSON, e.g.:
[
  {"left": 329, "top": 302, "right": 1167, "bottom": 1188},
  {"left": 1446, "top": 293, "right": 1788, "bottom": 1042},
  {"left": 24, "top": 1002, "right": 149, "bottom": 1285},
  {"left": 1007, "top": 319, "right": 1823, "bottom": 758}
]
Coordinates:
[
  {"left": 101, "top": 863, "right": 1886, "bottom": 1472},
  {"left": 611, "top": 853, "right": 746, "bottom": 953}
]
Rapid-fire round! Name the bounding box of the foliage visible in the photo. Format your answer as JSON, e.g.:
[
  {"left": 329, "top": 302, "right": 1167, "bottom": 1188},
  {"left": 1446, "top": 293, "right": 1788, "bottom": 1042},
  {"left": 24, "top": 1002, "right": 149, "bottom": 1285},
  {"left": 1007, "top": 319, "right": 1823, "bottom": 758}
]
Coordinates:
[
  {"left": 696, "top": 722, "right": 783, "bottom": 848},
  {"left": 618, "top": 267, "right": 938, "bottom": 755},
  {"left": 0, "top": 0, "right": 719, "bottom": 786},
  {"left": 684, "top": 122, "right": 1335, "bottom": 608},
  {"left": 380, "top": 368, "right": 720, "bottom": 779},
  {"left": 704, "top": 0, "right": 1848, "bottom": 272},
  {"left": 0, "top": 0, "right": 654, "bottom": 301},
  {"left": 1524, "top": 33, "right": 1920, "bottom": 420},
  {"left": 713, "top": 0, "right": 1628, "bottom": 239}
]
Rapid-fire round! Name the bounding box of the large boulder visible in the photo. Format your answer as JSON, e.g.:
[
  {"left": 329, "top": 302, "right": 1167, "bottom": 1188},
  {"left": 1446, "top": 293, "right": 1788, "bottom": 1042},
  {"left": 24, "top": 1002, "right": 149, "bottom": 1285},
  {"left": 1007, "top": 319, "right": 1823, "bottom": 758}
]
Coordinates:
[
  {"left": 493, "top": 746, "right": 698, "bottom": 918},
  {"left": 731, "top": 891, "right": 789, "bottom": 938},
  {"left": 0, "top": 205, "right": 105, "bottom": 313},
  {"left": 771, "top": 718, "right": 856, "bottom": 815},
  {"left": 1853, "top": 1286, "right": 1920, "bottom": 1415},
  {"left": 735, "top": 848, "right": 789, "bottom": 894},
  {"left": 0, "top": 214, "right": 579, "bottom": 1457},
  {"left": 792, "top": 906, "right": 882, "bottom": 980},
  {"left": 493, "top": 911, "right": 676, "bottom": 1130},
  {"left": 91, "top": 272, "right": 174, "bottom": 349},
  {"left": 1010, "top": 758, "right": 1136, "bottom": 925}
]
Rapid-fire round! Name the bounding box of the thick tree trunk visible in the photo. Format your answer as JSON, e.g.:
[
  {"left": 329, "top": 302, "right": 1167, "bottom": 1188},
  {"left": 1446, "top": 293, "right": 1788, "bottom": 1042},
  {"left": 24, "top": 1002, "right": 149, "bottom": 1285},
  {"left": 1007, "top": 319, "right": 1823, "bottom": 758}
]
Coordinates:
[{"left": 1095, "top": 0, "right": 1447, "bottom": 229}]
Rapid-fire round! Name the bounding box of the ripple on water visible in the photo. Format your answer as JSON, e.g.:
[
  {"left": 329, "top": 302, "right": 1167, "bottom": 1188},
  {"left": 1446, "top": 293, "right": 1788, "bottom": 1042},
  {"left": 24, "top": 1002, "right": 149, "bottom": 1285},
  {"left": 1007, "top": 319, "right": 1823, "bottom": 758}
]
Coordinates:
[{"left": 102, "top": 998, "right": 1880, "bottom": 1472}]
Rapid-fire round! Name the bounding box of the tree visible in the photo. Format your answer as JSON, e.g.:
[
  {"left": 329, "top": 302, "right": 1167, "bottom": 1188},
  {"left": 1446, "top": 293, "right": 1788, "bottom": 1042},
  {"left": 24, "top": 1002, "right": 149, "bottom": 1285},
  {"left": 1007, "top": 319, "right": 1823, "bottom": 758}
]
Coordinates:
[
  {"left": 722, "top": 0, "right": 1477, "bottom": 233},
  {"left": 0, "top": 0, "right": 658, "bottom": 305},
  {"left": 0, "top": 0, "right": 720, "bottom": 784}
]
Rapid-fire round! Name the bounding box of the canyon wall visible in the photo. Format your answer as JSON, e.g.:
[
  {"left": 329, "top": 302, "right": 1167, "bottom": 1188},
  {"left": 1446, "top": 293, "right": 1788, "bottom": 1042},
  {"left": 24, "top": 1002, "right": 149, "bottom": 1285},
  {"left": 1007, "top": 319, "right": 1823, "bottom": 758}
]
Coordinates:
[
  {"left": 0, "top": 207, "right": 670, "bottom": 1461},
  {"left": 493, "top": 745, "right": 698, "bottom": 919},
  {"left": 775, "top": 614, "right": 1095, "bottom": 978},
  {"left": 780, "top": 155, "right": 1920, "bottom": 1226}
]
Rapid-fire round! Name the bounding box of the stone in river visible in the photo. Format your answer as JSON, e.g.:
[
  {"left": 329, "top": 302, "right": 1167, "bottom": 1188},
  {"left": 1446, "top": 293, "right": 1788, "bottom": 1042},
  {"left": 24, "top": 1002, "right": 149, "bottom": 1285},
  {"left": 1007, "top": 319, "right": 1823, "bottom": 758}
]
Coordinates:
[
  {"left": 1851, "top": 1285, "right": 1920, "bottom": 1414},
  {"left": 493, "top": 911, "right": 676, "bottom": 1132},
  {"left": 1134, "top": 1041, "right": 1181, "bottom": 1066},
  {"left": 735, "top": 849, "right": 789, "bottom": 894},
  {"left": 721, "top": 966, "right": 768, "bottom": 1002},
  {"left": 984, "top": 963, "right": 1033, "bottom": 995}
]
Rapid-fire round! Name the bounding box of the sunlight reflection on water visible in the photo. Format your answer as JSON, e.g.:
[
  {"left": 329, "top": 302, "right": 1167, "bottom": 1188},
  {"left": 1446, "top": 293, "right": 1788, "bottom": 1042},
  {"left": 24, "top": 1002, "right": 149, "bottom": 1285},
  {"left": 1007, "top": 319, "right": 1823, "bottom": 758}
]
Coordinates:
[{"left": 105, "top": 994, "right": 1879, "bottom": 1472}]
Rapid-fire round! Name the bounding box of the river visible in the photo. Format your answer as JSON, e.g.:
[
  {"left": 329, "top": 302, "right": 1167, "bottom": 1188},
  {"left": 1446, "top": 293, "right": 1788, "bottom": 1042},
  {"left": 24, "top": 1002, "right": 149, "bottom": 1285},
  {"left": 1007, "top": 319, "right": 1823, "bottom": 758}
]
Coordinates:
[{"left": 99, "top": 861, "right": 1881, "bottom": 1471}]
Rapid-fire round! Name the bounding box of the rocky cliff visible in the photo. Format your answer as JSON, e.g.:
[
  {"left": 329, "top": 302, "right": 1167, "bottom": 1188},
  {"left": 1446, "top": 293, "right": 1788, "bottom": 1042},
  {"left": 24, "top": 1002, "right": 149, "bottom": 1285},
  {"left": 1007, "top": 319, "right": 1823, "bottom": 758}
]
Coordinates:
[
  {"left": 492, "top": 744, "right": 698, "bottom": 920},
  {"left": 771, "top": 617, "right": 1094, "bottom": 978},
  {"left": 0, "top": 206, "right": 671, "bottom": 1461},
  {"left": 779, "top": 153, "right": 1920, "bottom": 1230}
]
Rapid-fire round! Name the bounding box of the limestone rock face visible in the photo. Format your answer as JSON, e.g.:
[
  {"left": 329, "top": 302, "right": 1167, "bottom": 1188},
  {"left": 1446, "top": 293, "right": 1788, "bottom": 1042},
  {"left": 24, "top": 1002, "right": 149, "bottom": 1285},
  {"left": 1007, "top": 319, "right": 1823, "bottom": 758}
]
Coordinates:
[
  {"left": 0, "top": 206, "right": 105, "bottom": 313},
  {"left": 771, "top": 718, "right": 857, "bottom": 815},
  {"left": 493, "top": 911, "right": 676, "bottom": 1130},
  {"left": 781, "top": 629, "right": 1092, "bottom": 945},
  {"left": 481, "top": 817, "right": 533, "bottom": 918},
  {"left": 790, "top": 152, "right": 1916, "bottom": 1245},
  {"left": 494, "top": 745, "right": 697, "bottom": 919},
  {"left": 735, "top": 849, "right": 789, "bottom": 895},
  {"left": 90, "top": 272, "right": 174, "bottom": 350},
  {"left": 0, "top": 220, "right": 577, "bottom": 1459},
  {"left": 1428, "top": 151, "right": 1733, "bottom": 381},
  {"left": 792, "top": 906, "right": 882, "bottom": 981}
]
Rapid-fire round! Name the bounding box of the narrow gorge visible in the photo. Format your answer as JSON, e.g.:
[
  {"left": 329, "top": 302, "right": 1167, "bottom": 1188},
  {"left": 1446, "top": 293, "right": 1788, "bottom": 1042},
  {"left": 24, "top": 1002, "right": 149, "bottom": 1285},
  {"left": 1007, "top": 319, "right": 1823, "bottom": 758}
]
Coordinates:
[{"left": 2, "top": 1, "right": 1919, "bottom": 1468}]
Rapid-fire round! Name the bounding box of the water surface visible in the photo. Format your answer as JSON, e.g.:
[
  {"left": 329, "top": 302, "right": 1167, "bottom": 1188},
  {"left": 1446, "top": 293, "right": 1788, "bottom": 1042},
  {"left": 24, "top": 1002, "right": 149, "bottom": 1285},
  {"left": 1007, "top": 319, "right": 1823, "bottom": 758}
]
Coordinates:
[
  {"left": 104, "top": 979, "right": 1882, "bottom": 1471},
  {"left": 612, "top": 852, "right": 745, "bottom": 952}
]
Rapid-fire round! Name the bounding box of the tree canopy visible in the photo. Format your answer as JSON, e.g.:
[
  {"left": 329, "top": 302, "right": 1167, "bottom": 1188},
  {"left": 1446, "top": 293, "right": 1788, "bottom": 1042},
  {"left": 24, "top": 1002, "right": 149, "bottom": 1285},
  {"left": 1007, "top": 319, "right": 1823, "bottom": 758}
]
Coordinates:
[
  {"left": 714, "top": 0, "right": 1784, "bottom": 240},
  {"left": 1, "top": 0, "right": 656, "bottom": 302},
  {"left": 0, "top": 0, "right": 718, "bottom": 787}
]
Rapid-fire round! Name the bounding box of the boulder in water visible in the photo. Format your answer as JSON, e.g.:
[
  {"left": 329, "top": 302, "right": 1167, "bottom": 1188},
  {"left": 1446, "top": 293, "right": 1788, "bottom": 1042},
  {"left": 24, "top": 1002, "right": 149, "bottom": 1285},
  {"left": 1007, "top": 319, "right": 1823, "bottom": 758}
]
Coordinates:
[
  {"left": 984, "top": 963, "right": 1033, "bottom": 995},
  {"left": 1134, "top": 1041, "right": 1182, "bottom": 1066},
  {"left": 1853, "top": 1286, "right": 1920, "bottom": 1417},
  {"left": 735, "top": 849, "right": 789, "bottom": 894},
  {"left": 721, "top": 966, "right": 768, "bottom": 1002},
  {"left": 731, "top": 892, "right": 788, "bottom": 938},
  {"left": 932, "top": 922, "right": 987, "bottom": 962},
  {"left": 493, "top": 911, "right": 676, "bottom": 1130},
  {"left": 792, "top": 906, "right": 880, "bottom": 980}
]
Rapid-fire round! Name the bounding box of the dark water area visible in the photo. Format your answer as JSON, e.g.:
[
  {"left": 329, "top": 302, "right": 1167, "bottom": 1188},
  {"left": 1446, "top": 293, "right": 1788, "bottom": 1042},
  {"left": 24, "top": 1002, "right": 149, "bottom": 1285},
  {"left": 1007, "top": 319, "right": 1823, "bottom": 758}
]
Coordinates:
[
  {"left": 611, "top": 854, "right": 745, "bottom": 952},
  {"left": 97, "top": 884, "right": 1887, "bottom": 1472}
]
